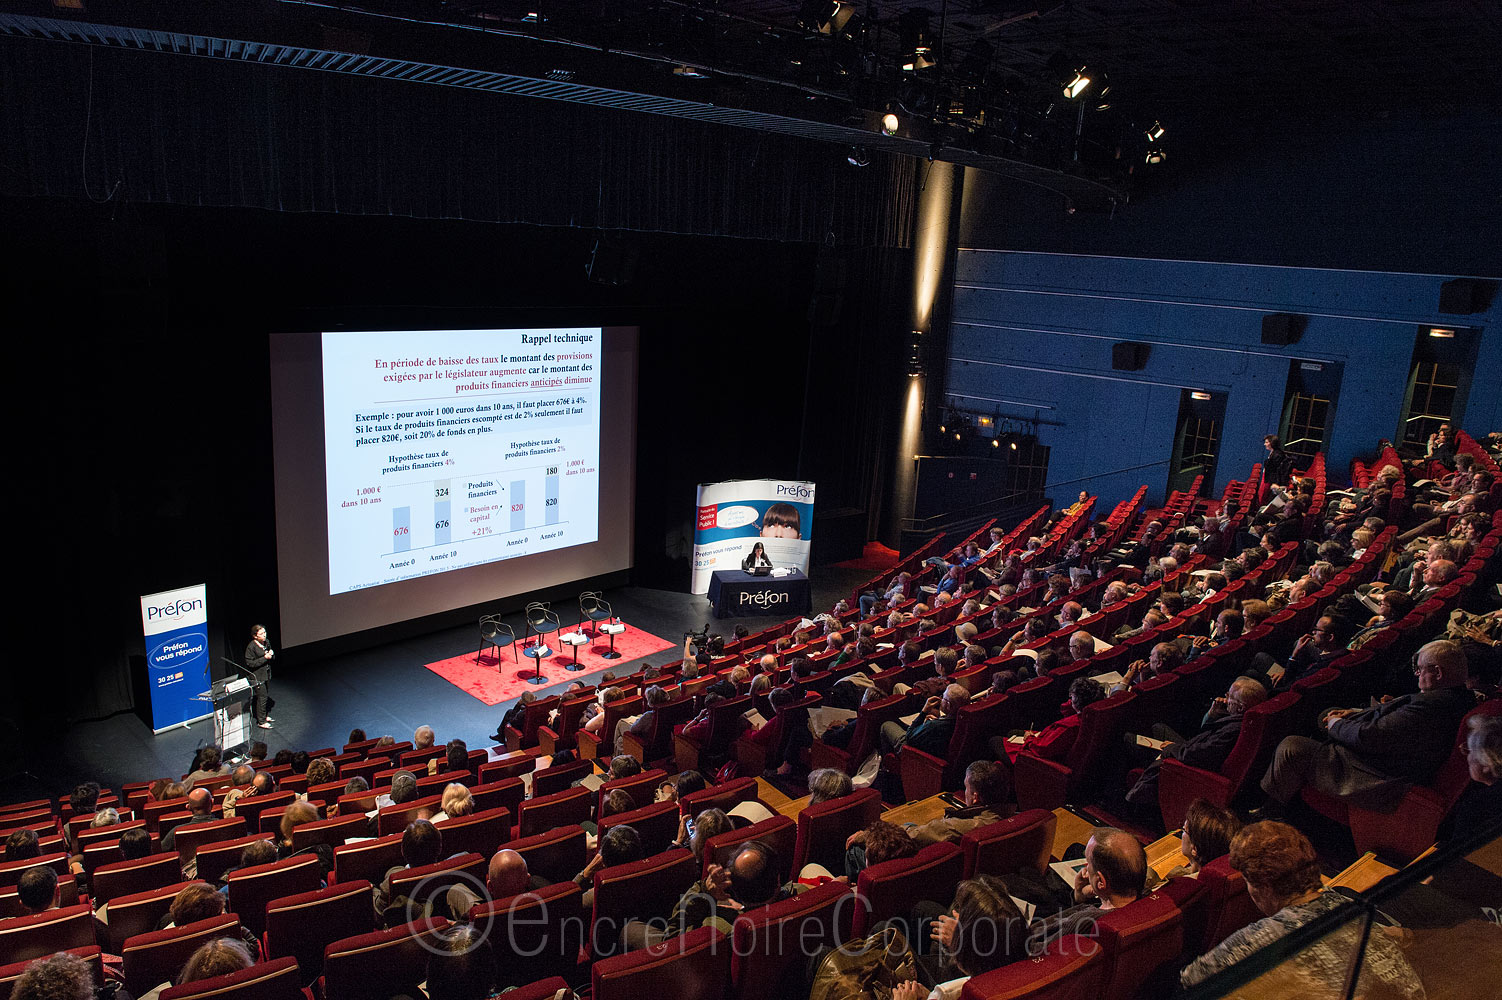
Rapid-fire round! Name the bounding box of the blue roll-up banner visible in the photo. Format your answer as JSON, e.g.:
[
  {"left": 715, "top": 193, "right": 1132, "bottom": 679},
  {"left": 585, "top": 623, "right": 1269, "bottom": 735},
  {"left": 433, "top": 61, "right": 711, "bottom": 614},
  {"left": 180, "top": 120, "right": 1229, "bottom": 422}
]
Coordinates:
[
  {"left": 140, "top": 584, "right": 212, "bottom": 732},
  {"left": 691, "top": 479, "right": 815, "bottom": 594}
]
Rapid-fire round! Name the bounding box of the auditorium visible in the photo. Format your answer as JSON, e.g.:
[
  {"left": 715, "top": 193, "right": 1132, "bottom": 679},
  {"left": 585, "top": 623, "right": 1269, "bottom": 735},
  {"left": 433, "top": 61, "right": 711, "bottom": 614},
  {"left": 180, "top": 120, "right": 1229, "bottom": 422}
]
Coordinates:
[{"left": 2, "top": 3, "right": 1500, "bottom": 999}]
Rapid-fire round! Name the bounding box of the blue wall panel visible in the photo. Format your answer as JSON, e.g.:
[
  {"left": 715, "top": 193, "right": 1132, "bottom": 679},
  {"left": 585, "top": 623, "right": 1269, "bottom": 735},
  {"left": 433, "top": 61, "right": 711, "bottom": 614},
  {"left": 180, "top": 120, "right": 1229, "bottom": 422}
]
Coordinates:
[{"left": 947, "top": 252, "right": 1499, "bottom": 511}]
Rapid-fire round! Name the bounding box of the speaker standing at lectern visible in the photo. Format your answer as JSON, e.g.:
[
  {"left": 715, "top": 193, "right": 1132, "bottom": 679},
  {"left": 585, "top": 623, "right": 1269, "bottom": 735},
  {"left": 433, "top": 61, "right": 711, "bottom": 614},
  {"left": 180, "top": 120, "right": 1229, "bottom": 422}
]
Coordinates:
[{"left": 244, "top": 624, "right": 277, "bottom": 729}]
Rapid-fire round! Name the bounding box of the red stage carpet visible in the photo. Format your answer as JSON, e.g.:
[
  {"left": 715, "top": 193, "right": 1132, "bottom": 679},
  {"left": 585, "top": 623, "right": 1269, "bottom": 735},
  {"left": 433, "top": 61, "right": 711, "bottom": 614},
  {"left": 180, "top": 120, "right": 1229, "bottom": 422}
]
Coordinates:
[{"left": 423, "top": 625, "right": 678, "bottom": 706}]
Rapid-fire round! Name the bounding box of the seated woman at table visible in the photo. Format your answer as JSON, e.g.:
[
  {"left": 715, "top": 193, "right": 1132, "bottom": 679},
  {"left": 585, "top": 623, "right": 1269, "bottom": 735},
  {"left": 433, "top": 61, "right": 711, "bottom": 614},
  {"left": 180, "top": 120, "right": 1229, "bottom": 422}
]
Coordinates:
[{"left": 742, "top": 542, "right": 773, "bottom": 571}]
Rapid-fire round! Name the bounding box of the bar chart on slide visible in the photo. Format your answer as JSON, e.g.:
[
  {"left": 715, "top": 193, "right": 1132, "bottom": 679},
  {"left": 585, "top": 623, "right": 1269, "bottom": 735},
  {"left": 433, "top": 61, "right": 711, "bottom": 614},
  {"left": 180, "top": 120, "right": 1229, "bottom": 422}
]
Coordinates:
[{"left": 321, "top": 328, "right": 602, "bottom": 594}]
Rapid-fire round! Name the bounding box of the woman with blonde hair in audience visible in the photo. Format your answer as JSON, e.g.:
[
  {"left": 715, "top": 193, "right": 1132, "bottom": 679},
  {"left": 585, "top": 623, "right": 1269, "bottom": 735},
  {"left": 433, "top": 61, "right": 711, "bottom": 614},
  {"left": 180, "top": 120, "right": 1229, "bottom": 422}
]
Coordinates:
[{"left": 432, "top": 782, "right": 473, "bottom": 822}]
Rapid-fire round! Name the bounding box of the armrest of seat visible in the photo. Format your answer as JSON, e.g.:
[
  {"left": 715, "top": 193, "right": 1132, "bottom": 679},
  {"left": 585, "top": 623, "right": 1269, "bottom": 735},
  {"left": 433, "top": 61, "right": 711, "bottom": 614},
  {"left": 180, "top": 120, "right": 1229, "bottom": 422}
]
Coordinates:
[
  {"left": 734, "top": 737, "right": 769, "bottom": 777},
  {"left": 673, "top": 734, "right": 703, "bottom": 775},
  {"left": 807, "top": 741, "right": 853, "bottom": 775},
  {"left": 575, "top": 728, "right": 603, "bottom": 760},
  {"left": 1348, "top": 786, "right": 1448, "bottom": 864},
  {"left": 898, "top": 746, "right": 948, "bottom": 802},
  {"left": 504, "top": 724, "right": 524, "bottom": 753},
  {"left": 620, "top": 731, "right": 648, "bottom": 765},
  {"left": 537, "top": 725, "right": 564, "bottom": 757},
  {"left": 1013, "top": 753, "right": 1072, "bottom": 812},
  {"left": 1157, "top": 759, "right": 1234, "bottom": 832}
]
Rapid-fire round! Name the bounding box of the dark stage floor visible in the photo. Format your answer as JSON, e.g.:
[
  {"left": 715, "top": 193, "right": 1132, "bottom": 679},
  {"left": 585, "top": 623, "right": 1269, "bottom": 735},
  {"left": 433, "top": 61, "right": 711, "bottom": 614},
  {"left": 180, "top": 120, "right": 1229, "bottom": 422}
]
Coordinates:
[{"left": 23, "top": 568, "right": 870, "bottom": 800}]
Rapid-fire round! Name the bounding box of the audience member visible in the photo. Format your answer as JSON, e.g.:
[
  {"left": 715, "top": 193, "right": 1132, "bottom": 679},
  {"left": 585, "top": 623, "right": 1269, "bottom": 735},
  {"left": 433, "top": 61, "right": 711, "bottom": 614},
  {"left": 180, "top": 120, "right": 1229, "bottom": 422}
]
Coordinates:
[
  {"left": 1179, "top": 822, "right": 1423, "bottom": 997},
  {"left": 1259, "top": 639, "right": 1474, "bottom": 813}
]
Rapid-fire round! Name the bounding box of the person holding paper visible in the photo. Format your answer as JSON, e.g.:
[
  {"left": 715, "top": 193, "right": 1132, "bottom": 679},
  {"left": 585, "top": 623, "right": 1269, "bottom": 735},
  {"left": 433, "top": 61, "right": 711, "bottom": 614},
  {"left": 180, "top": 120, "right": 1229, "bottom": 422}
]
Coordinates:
[{"left": 1124, "top": 676, "right": 1269, "bottom": 814}]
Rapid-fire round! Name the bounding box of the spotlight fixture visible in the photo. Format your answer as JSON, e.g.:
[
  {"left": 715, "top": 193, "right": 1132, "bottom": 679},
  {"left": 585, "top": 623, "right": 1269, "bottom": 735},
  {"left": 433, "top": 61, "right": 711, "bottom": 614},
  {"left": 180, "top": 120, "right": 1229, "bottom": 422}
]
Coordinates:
[
  {"left": 847, "top": 145, "right": 870, "bottom": 167},
  {"left": 1190, "top": 391, "right": 1212, "bottom": 401},
  {"left": 1427, "top": 327, "right": 1456, "bottom": 338},
  {"left": 881, "top": 112, "right": 900, "bottom": 135},
  {"left": 1145, "top": 121, "right": 1166, "bottom": 141},
  {"left": 673, "top": 65, "right": 709, "bottom": 79},
  {"left": 991, "top": 438, "right": 1000, "bottom": 448},
  {"left": 899, "top": 10, "right": 936, "bottom": 72},
  {"left": 797, "top": 1, "right": 858, "bottom": 36},
  {"left": 1063, "top": 65, "right": 1092, "bottom": 99},
  {"left": 1145, "top": 149, "right": 1166, "bottom": 165},
  {"left": 1010, "top": 441, "right": 1018, "bottom": 450}
]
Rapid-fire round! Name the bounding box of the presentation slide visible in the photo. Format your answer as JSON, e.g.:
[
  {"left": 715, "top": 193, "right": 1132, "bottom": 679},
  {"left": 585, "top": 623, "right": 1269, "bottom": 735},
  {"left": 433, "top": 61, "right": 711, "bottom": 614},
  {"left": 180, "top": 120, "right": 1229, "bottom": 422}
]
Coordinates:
[
  {"left": 269, "top": 325, "right": 637, "bottom": 649},
  {"left": 321, "top": 328, "right": 602, "bottom": 594}
]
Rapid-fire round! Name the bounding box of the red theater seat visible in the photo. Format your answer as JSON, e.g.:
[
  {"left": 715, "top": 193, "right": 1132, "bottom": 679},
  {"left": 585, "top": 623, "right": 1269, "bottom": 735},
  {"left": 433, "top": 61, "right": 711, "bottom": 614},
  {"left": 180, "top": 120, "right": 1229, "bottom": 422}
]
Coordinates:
[
  {"left": 226, "top": 853, "right": 324, "bottom": 940},
  {"left": 591, "top": 925, "right": 731, "bottom": 1000},
  {"left": 701, "top": 815, "right": 797, "bottom": 882},
  {"left": 730, "top": 880, "right": 854, "bottom": 1000},
  {"left": 502, "top": 824, "right": 589, "bottom": 885},
  {"left": 599, "top": 800, "right": 680, "bottom": 858},
  {"left": 1157, "top": 691, "right": 1302, "bottom": 831},
  {"left": 0, "top": 903, "right": 94, "bottom": 966},
  {"left": 468, "top": 882, "right": 585, "bottom": 989},
  {"left": 791, "top": 787, "right": 883, "bottom": 875},
  {"left": 122, "top": 914, "right": 242, "bottom": 997},
  {"left": 319, "top": 918, "right": 451, "bottom": 1000},
  {"left": 92, "top": 851, "right": 183, "bottom": 907},
  {"left": 590, "top": 848, "right": 698, "bottom": 958},
  {"left": 515, "top": 785, "right": 593, "bottom": 839},
  {"left": 852, "top": 841, "right": 964, "bottom": 936},
  {"left": 960, "top": 809, "right": 1057, "bottom": 880},
  {"left": 263, "top": 880, "right": 375, "bottom": 984},
  {"left": 958, "top": 935, "right": 1104, "bottom": 1000},
  {"left": 159, "top": 956, "right": 305, "bottom": 1000}
]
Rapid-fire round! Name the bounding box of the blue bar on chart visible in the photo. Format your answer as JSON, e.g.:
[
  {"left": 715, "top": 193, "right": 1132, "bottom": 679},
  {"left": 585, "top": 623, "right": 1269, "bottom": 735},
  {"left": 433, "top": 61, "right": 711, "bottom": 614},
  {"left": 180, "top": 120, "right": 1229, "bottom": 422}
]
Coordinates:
[
  {"left": 393, "top": 506, "right": 411, "bottom": 552},
  {"left": 433, "top": 480, "right": 451, "bottom": 545},
  {"left": 545, "top": 471, "right": 560, "bottom": 525},
  {"left": 510, "top": 481, "right": 526, "bottom": 532}
]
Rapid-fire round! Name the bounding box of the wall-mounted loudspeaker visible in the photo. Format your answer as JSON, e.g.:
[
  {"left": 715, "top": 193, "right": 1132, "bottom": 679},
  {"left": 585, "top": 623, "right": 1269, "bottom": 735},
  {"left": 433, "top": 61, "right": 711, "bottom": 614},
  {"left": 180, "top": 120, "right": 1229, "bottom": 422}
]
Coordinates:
[
  {"left": 1261, "top": 314, "right": 1307, "bottom": 346},
  {"left": 1438, "top": 278, "right": 1495, "bottom": 315},
  {"left": 1111, "top": 341, "right": 1149, "bottom": 371}
]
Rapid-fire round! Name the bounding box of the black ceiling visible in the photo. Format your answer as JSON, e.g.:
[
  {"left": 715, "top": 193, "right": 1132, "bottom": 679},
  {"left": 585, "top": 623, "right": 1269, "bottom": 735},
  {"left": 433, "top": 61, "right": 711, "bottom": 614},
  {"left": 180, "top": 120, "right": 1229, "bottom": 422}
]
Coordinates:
[{"left": 4, "top": 1, "right": 1498, "bottom": 210}]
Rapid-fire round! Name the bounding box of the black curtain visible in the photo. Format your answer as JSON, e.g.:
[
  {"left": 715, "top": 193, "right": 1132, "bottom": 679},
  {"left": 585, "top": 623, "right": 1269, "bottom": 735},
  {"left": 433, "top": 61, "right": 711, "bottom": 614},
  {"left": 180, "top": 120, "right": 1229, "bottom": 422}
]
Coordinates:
[{"left": 1, "top": 36, "right": 916, "bottom": 249}]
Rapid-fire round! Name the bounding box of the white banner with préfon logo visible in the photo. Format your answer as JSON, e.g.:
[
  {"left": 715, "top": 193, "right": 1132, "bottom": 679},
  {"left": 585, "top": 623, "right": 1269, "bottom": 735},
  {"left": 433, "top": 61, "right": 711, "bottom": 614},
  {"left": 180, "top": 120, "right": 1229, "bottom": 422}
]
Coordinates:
[{"left": 690, "top": 479, "right": 815, "bottom": 595}]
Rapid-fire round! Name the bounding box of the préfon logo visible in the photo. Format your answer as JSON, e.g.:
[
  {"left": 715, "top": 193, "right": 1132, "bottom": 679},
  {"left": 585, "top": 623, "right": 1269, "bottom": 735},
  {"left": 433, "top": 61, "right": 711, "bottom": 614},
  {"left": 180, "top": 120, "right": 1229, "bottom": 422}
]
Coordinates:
[
  {"left": 774, "top": 484, "right": 813, "bottom": 498},
  {"left": 145, "top": 597, "right": 204, "bottom": 621},
  {"left": 740, "top": 589, "right": 789, "bottom": 607}
]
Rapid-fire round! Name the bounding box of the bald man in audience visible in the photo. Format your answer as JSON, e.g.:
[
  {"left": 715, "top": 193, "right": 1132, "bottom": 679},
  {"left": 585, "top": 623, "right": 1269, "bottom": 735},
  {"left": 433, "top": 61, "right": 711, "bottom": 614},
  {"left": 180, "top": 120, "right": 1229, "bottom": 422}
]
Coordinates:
[
  {"left": 161, "top": 787, "right": 217, "bottom": 851},
  {"left": 1027, "top": 828, "right": 1146, "bottom": 951},
  {"left": 1258, "top": 639, "right": 1475, "bottom": 814},
  {"left": 446, "top": 848, "right": 544, "bottom": 915}
]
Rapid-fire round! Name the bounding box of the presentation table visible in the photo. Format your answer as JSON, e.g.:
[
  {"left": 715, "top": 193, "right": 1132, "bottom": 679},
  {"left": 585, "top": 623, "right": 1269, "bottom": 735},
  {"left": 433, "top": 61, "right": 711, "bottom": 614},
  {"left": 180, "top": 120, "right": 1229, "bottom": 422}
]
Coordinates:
[{"left": 707, "top": 569, "right": 811, "bottom": 618}]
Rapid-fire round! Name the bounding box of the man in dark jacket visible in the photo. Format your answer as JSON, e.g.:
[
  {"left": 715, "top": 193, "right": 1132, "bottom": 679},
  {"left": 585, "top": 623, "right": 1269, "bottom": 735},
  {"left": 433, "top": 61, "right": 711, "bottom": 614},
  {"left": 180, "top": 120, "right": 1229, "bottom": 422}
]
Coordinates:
[
  {"left": 1126, "top": 677, "right": 1269, "bottom": 807},
  {"left": 1260, "top": 640, "right": 1475, "bottom": 811},
  {"left": 880, "top": 684, "right": 969, "bottom": 755}
]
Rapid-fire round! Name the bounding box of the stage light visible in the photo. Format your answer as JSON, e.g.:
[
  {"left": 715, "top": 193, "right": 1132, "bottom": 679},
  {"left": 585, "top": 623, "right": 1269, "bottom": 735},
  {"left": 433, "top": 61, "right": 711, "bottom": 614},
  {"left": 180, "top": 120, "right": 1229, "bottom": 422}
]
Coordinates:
[
  {"left": 991, "top": 438, "right": 1000, "bottom": 448},
  {"left": 955, "top": 432, "right": 962, "bottom": 441},
  {"left": 1145, "top": 149, "right": 1166, "bottom": 165},
  {"left": 1010, "top": 441, "right": 1018, "bottom": 450},
  {"left": 1191, "top": 391, "right": 1211, "bottom": 400},
  {"left": 1063, "top": 67, "right": 1092, "bottom": 99},
  {"left": 673, "top": 65, "right": 709, "bottom": 79},
  {"left": 798, "top": 1, "right": 858, "bottom": 35},
  {"left": 1428, "top": 327, "right": 1456, "bottom": 338},
  {"left": 882, "top": 112, "right": 900, "bottom": 135},
  {"left": 847, "top": 146, "right": 870, "bottom": 167},
  {"left": 1145, "top": 121, "right": 1166, "bottom": 141},
  {"left": 899, "top": 10, "right": 936, "bottom": 72}
]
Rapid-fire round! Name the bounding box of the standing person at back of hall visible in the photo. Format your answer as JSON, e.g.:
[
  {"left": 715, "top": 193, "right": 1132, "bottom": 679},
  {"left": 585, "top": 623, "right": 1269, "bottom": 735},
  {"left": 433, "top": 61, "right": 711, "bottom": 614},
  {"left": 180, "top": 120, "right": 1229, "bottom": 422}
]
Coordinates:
[{"left": 1263, "top": 435, "right": 1294, "bottom": 490}]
